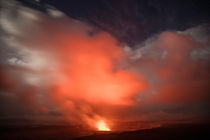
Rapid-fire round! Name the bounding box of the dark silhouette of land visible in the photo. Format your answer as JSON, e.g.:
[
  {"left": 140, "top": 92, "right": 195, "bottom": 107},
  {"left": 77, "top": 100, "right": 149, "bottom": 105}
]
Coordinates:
[
  {"left": 71, "top": 123, "right": 210, "bottom": 140},
  {"left": 1, "top": 123, "right": 209, "bottom": 140}
]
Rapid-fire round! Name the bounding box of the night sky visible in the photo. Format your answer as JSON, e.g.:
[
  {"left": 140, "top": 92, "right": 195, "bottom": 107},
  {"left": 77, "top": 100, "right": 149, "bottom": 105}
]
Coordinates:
[
  {"left": 0, "top": 0, "right": 210, "bottom": 132},
  {"left": 20, "top": 0, "right": 210, "bottom": 45}
]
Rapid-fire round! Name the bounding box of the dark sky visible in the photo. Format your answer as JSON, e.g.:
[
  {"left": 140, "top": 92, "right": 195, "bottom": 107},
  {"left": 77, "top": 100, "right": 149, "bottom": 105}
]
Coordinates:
[{"left": 19, "top": 0, "right": 210, "bottom": 45}]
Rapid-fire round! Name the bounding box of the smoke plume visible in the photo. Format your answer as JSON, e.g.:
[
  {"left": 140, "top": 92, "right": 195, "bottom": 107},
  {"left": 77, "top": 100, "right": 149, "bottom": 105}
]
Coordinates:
[{"left": 0, "top": 0, "right": 209, "bottom": 130}]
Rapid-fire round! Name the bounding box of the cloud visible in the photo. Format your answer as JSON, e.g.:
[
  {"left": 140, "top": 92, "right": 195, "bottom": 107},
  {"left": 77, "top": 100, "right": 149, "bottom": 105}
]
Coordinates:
[
  {"left": 0, "top": 0, "right": 209, "bottom": 130},
  {"left": 0, "top": 0, "right": 147, "bottom": 129},
  {"left": 125, "top": 26, "right": 210, "bottom": 123}
]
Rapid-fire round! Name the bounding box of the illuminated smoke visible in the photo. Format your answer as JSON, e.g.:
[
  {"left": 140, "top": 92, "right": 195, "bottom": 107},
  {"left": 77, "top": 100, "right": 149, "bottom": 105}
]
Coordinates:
[
  {"left": 0, "top": 0, "right": 147, "bottom": 128},
  {"left": 0, "top": 0, "right": 209, "bottom": 130}
]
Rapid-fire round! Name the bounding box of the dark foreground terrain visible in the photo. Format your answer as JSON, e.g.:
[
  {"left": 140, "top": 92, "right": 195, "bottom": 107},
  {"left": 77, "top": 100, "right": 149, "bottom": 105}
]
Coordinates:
[
  {"left": 71, "top": 124, "right": 210, "bottom": 140},
  {"left": 0, "top": 125, "right": 93, "bottom": 140},
  {"left": 1, "top": 123, "right": 210, "bottom": 140}
]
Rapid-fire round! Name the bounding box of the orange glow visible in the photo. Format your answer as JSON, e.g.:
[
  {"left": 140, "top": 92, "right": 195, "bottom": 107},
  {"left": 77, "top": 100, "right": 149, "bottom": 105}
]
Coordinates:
[
  {"left": 96, "top": 120, "right": 111, "bottom": 131},
  {"left": 45, "top": 29, "right": 147, "bottom": 128}
]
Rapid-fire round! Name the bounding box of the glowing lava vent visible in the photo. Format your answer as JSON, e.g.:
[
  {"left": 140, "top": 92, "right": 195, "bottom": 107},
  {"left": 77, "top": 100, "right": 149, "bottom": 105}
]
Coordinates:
[{"left": 96, "top": 120, "right": 111, "bottom": 131}]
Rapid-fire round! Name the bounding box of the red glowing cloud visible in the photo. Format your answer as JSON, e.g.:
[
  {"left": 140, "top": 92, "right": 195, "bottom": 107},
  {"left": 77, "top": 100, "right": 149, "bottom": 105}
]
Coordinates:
[
  {"left": 52, "top": 32, "right": 146, "bottom": 105},
  {"left": 45, "top": 28, "right": 147, "bottom": 127},
  {"left": 0, "top": 1, "right": 210, "bottom": 131}
]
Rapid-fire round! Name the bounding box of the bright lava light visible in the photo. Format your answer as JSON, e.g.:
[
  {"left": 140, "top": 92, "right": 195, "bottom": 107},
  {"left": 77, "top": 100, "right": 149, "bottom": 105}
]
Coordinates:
[{"left": 96, "top": 120, "right": 111, "bottom": 131}]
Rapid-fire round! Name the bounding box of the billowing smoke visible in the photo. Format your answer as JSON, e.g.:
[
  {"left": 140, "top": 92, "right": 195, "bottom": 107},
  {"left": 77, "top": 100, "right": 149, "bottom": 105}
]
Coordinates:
[
  {"left": 0, "top": 0, "right": 210, "bottom": 130},
  {"left": 0, "top": 0, "right": 147, "bottom": 129},
  {"left": 125, "top": 26, "right": 210, "bottom": 123}
]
